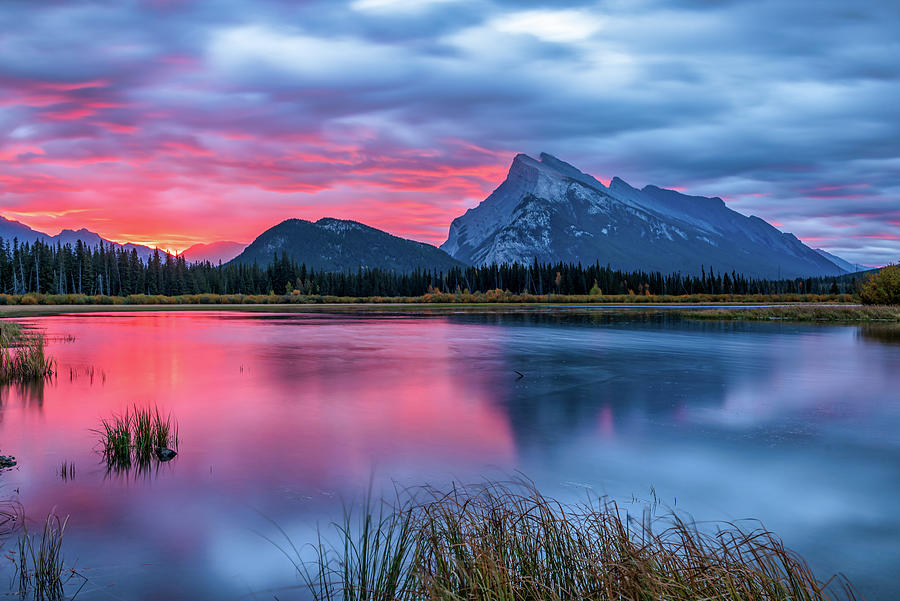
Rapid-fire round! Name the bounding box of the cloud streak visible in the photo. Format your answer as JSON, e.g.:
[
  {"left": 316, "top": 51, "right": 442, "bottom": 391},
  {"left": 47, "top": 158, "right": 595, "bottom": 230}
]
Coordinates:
[{"left": 0, "top": 0, "right": 897, "bottom": 264}]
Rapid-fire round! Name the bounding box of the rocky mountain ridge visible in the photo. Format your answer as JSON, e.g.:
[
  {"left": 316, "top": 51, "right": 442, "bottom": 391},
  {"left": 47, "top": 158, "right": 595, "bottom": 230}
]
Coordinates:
[{"left": 441, "top": 153, "right": 848, "bottom": 278}]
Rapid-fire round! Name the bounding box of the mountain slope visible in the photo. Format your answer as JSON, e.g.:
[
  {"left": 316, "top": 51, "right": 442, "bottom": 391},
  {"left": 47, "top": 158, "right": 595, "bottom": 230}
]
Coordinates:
[
  {"left": 0, "top": 216, "right": 46, "bottom": 242},
  {"left": 183, "top": 241, "right": 246, "bottom": 264},
  {"left": 230, "top": 218, "right": 464, "bottom": 272},
  {"left": 814, "top": 248, "right": 864, "bottom": 274},
  {"left": 442, "top": 153, "right": 845, "bottom": 278}
]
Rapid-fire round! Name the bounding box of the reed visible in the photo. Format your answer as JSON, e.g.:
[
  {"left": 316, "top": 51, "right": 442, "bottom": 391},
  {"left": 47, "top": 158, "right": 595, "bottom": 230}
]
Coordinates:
[
  {"left": 95, "top": 405, "right": 178, "bottom": 470},
  {"left": 13, "top": 514, "right": 69, "bottom": 601},
  {"left": 0, "top": 322, "right": 54, "bottom": 382},
  {"left": 291, "top": 481, "right": 857, "bottom": 601},
  {"left": 98, "top": 411, "right": 133, "bottom": 470},
  {"left": 131, "top": 405, "right": 178, "bottom": 463}
]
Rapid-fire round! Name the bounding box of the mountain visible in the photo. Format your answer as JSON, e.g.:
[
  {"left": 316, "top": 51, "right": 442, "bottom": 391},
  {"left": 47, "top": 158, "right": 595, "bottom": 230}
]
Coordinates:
[
  {"left": 182, "top": 241, "right": 246, "bottom": 264},
  {"left": 814, "top": 248, "right": 865, "bottom": 274},
  {"left": 0, "top": 216, "right": 46, "bottom": 242},
  {"left": 441, "top": 153, "right": 845, "bottom": 279},
  {"left": 230, "top": 218, "right": 464, "bottom": 272},
  {"left": 53, "top": 228, "right": 162, "bottom": 261},
  {"left": 0, "top": 216, "right": 161, "bottom": 261}
]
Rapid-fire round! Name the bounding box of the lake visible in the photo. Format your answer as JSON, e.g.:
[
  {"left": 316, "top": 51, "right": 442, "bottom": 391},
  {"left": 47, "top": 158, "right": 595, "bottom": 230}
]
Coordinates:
[{"left": 1, "top": 309, "right": 898, "bottom": 600}]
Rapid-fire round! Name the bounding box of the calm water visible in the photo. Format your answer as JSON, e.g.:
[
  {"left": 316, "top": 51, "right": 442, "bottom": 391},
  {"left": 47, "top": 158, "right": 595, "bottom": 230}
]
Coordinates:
[{"left": 1, "top": 310, "right": 898, "bottom": 600}]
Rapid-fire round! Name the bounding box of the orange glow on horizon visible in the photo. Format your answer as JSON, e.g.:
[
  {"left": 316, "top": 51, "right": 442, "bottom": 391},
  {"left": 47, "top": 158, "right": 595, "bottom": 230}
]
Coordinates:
[{"left": 0, "top": 147, "right": 510, "bottom": 249}]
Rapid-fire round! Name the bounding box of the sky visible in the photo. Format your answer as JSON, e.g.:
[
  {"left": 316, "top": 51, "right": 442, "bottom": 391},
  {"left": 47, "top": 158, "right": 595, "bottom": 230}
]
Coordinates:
[{"left": 0, "top": 0, "right": 898, "bottom": 265}]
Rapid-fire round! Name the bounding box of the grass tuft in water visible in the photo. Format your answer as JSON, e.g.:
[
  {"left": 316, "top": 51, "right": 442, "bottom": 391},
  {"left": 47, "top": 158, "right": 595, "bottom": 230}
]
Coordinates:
[
  {"left": 288, "top": 481, "right": 858, "bottom": 601},
  {"left": 0, "top": 322, "right": 54, "bottom": 382},
  {"left": 11, "top": 513, "right": 85, "bottom": 601},
  {"left": 98, "top": 411, "right": 133, "bottom": 470},
  {"left": 95, "top": 405, "right": 178, "bottom": 470}
]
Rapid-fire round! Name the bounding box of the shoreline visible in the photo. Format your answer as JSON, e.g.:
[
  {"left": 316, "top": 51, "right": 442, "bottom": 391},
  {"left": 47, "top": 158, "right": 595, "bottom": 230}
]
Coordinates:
[
  {"left": 1, "top": 301, "right": 895, "bottom": 323},
  {"left": 677, "top": 304, "right": 898, "bottom": 322}
]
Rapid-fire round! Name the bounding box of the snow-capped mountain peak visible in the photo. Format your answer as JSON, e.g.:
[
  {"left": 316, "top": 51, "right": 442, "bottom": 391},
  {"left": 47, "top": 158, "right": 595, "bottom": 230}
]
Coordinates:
[{"left": 440, "top": 153, "right": 846, "bottom": 278}]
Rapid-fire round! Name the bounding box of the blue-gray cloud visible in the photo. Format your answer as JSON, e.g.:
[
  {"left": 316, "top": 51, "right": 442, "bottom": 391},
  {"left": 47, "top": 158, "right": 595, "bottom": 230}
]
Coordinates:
[{"left": 0, "top": 0, "right": 897, "bottom": 263}]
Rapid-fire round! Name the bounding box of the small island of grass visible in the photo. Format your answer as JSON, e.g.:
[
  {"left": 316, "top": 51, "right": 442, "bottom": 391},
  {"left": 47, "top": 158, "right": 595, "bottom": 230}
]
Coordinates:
[{"left": 0, "top": 322, "right": 54, "bottom": 382}]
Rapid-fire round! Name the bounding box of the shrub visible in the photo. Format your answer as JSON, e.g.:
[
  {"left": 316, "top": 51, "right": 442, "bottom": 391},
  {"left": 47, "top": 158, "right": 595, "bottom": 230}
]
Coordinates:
[{"left": 859, "top": 264, "right": 900, "bottom": 305}]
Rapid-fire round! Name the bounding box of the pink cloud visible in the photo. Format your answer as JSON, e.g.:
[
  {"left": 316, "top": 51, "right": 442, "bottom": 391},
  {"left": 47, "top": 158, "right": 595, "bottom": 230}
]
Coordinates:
[{"left": 0, "top": 127, "right": 506, "bottom": 250}]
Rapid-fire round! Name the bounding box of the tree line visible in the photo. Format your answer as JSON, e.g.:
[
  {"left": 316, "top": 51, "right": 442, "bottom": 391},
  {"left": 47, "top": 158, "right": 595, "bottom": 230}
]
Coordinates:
[{"left": 0, "top": 237, "right": 857, "bottom": 298}]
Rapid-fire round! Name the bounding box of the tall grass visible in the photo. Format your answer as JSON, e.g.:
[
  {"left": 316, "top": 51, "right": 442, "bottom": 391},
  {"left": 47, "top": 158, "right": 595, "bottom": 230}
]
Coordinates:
[
  {"left": 11, "top": 514, "right": 82, "bottom": 601},
  {"left": 96, "top": 405, "right": 179, "bottom": 471},
  {"left": 98, "top": 411, "right": 132, "bottom": 470},
  {"left": 289, "top": 482, "right": 857, "bottom": 601},
  {"left": 0, "top": 322, "right": 54, "bottom": 382}
]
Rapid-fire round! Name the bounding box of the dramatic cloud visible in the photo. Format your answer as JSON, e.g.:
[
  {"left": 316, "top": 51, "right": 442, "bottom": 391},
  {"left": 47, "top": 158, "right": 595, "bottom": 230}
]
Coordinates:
[{"left": 0, "top": 0, "right": 897, "bottom": 263}]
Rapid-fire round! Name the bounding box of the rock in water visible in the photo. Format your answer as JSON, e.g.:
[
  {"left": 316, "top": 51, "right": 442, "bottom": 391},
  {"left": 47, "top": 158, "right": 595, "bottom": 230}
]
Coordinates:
[
  {"left": 155, "top": 447, "right": 177, "bottom": 462},
  {"left": 0, "top": 455, "right": 16, "bottom": 469}
]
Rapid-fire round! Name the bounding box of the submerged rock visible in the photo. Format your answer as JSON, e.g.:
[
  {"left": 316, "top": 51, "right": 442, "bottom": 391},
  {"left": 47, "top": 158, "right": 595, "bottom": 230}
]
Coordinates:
[
  {"left": 154, "top": 447, "right": 177, "bottom": 462},
  {"left": 0, "top": 455, "right": 16, "bottom": 469}
]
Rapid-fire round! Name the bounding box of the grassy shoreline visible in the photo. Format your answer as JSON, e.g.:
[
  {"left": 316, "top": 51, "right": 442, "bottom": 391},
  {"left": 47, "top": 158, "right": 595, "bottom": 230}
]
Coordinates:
[
  {"left": 0, "top": 294, "right": 893, "bottom": 324},
  {"left": 679, "top": 305, "right": 899, "bottom": 322},
  {"left": 0, "top": 301, "right": 863, "bottom": 318},
  {"left": 0, "top": 291, "right": 853, "bottom": 307},
  {"left": 0, "top": 290, "right": 866, "bottom": 318}
]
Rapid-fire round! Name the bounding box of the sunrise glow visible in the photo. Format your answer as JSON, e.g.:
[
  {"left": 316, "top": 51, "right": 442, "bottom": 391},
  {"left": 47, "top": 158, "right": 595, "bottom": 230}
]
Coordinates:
[{"left": 0, "top": 1, "right": 897, "bottom": 265}]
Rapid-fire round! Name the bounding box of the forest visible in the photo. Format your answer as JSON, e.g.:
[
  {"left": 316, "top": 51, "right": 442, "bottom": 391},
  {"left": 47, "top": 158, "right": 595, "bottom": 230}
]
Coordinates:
[{"left": 0, "top": 237, "right": 858, "bottom": 299}]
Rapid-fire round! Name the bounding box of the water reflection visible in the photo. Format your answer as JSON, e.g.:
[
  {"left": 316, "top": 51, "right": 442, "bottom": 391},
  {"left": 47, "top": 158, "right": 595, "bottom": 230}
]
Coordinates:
[
  {"left": 0, "top": 311, "right": 897, "bottom": 600},
  {"left": 66, "top": 365, "right": 108, "bottom": 385},
  {"left": 0, "top": 377, "right": 47, "bottom": 408},
  {"left": 101, "top": 457, "right": 178, "bottom": 482},
  {"left": 858, "top": 323, "right": 900, "bottom": 345}
]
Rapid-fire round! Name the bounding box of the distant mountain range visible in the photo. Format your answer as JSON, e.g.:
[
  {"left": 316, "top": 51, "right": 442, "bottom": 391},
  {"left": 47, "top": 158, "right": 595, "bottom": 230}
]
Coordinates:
[
  {"left": 1, "top": 153, "right": 868, "bottom": 277},
  {"left": 182, "top": 241, "right": 246, "bottom": 264},
  {"left": 441, "top": 153, "right": 852, "bottom": 279},
  {"left": 230, "top": 218, "right": 463, "bottom": 272},
  {"left": 0, "top": 216, "right": 162, "bottom": 261},
  {"left": 0, "top": 216, "right": 246, "bottom": 264}
]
